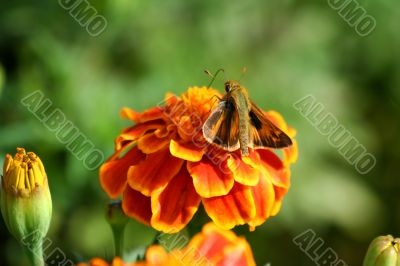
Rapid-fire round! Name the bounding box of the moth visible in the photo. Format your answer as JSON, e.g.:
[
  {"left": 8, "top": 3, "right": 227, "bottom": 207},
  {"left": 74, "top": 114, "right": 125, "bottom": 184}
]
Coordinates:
[{"left": 202, "top": 79, "right": 292, "bottom": 156}]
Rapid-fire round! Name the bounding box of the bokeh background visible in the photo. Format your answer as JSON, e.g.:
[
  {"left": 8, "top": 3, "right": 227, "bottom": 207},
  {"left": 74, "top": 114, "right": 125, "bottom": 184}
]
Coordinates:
[{"left": 0, "top": 0, "right": 399, "bottom": 265}]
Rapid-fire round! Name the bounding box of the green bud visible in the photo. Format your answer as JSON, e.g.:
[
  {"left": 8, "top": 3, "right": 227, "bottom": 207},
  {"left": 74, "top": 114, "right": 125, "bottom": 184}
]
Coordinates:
[
  {"left": 106, "top": 200, "right": 129, "bottom": 258},
  {"left": 106, "top": 200, "right": 129, "bottom": 227},
  {"left": 1, "top": 148, "right": 52, "bottom": 266},
  {"left": 363, "top": 235, "right": 400, "bottom": 266}
]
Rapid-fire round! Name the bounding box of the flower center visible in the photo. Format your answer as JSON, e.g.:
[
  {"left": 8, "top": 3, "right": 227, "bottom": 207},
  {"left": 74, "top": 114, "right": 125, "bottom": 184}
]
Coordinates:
[{"left": 3, "top": 148, "right": 46, "bottom": 197}]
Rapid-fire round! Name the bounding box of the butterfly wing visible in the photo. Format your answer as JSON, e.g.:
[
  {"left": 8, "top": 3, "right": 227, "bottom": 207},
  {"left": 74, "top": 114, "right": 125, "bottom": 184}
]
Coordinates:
[
  {"left": 202, "top": 100, "right": 240, "bottom": 151},
  {"left": 249, "top": 101, "right": 292, "bottom": 149}
]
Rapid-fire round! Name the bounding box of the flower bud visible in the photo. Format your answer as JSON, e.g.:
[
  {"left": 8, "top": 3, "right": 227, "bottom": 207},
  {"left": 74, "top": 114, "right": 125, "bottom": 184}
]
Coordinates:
[
  {"left": 106, "top": 200, "right": 128, "bottom": 258},
  {"left": 1, "top": 148, "right": 52, "bottom": 243},
  {"left": 106, "top": 200, "right": 129, "bottom": 227},
  {"left": 363, "top": 235, "right": 400, "bottom": 266}
]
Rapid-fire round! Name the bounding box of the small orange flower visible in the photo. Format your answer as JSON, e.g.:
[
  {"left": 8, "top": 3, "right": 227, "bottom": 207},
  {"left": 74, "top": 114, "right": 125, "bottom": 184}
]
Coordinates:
[
  {"left": 100, "top": 87, "right": 297, "bottom": 233},
  {"left": 145, "top": 222, "right": 256, "bottom": 266},
  {"left": 78, "top": 222, "right": 256, "bottom": 266}
]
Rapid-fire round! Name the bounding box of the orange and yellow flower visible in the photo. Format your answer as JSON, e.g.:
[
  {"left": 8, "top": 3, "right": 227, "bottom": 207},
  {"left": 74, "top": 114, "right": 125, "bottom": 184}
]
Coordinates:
[
  {"left": 100, "top": 87, "right": 297, "bottom": 233},
  {"left": 77, "top": 222, "right": 256, "bottom": 266}
]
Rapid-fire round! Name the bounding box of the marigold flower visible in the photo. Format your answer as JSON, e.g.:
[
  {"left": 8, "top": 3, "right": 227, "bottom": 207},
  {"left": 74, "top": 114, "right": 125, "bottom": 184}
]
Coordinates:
[
  {"left": 100, "top": 87, "right": 297, "bottom": 233},
  {"left": 77, "top": 222, "right": 256, "bottom": 266}
]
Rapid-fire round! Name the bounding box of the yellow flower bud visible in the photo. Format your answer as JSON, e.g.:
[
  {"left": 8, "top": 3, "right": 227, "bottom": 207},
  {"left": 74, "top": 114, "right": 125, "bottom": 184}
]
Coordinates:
[
  {"left": 1, "top": 148, "right": 52, "bottom": 244},
  {"left": 363, "top": 235, "right": 400, "bottom": 266}
]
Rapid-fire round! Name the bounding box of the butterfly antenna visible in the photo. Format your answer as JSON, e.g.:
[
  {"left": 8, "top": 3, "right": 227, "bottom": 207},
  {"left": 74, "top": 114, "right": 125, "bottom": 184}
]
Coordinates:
[
  {"left": 205, "top": 68, "right": 225, "bottom": 88},
  {"left": 211, "top": 94, "right": 221, "bottom": 107},
  {"left": 204, "top": 94, "right": 221, "bottom": 113}
]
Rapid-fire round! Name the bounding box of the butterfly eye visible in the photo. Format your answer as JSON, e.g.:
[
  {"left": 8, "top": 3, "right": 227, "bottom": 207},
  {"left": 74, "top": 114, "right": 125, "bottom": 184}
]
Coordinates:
[{"left": 224, "top": 83, "right": 231, "bottom": 92}]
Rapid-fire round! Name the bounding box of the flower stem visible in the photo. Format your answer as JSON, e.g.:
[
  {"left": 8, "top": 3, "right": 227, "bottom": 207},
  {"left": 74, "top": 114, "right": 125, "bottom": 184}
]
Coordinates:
[
  {"left": 106, "top": 200, "right": 128, "bottom": 258},
  {"left": 111, "top": 225, "right": 125, "bottom": 257},
  {"left": 23, "top": 240, "right": 45, "bottom": 266}
]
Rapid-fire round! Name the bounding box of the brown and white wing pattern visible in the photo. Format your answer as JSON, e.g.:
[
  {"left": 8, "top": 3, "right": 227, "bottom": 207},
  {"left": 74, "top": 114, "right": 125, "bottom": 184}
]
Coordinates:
[
  {"left": 202, "top": 100, "right": 240, "bottom": 151},
  {"left": 249, "top": 101, "right": 292, "bottom": 149}
]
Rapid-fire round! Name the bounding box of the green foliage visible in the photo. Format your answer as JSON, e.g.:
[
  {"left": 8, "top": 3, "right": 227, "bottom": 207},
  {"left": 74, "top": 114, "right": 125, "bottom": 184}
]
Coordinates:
[{"left": 0, "top": 0, "right": 399, "bottom": 265}]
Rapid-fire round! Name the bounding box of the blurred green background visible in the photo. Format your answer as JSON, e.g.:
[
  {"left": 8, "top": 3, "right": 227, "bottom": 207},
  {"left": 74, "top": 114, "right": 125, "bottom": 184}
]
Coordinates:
[{"left": 0, "top": 0, "right": 399, "bottom": 265}]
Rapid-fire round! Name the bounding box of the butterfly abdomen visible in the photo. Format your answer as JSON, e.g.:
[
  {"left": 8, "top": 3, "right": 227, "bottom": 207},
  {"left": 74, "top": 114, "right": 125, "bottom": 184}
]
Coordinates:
[{"left": 233, "top": 89, "right": 251, "bottom": 156}]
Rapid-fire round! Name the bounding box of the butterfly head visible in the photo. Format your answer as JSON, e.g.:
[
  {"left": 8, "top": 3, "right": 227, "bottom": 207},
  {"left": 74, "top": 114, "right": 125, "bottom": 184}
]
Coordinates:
[{"left": 224, "top": 80, "right": 241, "bottom": 93}]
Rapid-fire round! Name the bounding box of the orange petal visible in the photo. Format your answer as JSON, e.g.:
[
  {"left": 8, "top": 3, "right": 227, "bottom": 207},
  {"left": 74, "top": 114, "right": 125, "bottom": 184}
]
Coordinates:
[
  {"left": 116, "top": 121, "right": 165, "bottom": 150},
  {"left": 174, "top": 222, "right": 256, "bottom": 266},
  {"left": 271, "top": 186, "right": 289, "bottom": 217},
  {"left": 202, "top": 183, "right": 256, "bottom": 230},
  {"left": 177, "top": 115, "right": 202, "bottom": 142},
  {"left": 138, "top": 107, "right": 165, "bottom": 123},
  {"left": 88, "top": 257, "right": 135, "bottom": 266},
  {"left": 88, "top": 258, "right": 109, "bottom": 266},
  {"left": 144, "top": 245, "right": 169, "bottom": 265},
  {"left": 257, "top": 149, "right": 290, "bottom": 189},
  {"left": 114, "top": 133, "right": 136, "bottom": 152},
  {"left": 187, "top": 158, "right": 234, "bottom": 198},
  {"left": 227, "top": 151, "right": 260, "bottom": 186},
  {"left": 171, "top": 222, "right": 234, "bottom": 265},
  {"left": 247, "top": 174, "right": 275, "bottom": 229},
  {"left": 274, "top": 186, "right": 289, "bottom": 203},
  {"left": 265, "top": 110, "right": 298, "bottom": 166},
  {"left": 170, "top": 139, "right": 204, "bottom": 162},
  {"left": 154, "top": 125, "right": 173, "bottom": 138},
  {"left": 213, "top": 239, "right": 256, "bottom": 266},
  {"left": 116, "top": 120, "right": 166, "bottom": 141},
  {"left": 271, "top": 200, "right": 283, "bottom": 216},
  {"left": 128, "top": 148, "right": 184, "bottom": 196},
  {"left": 122, "top": 186, "right": 152, "bottom": 226},
  {"left": 120, "top": 107, "right": 141, "bottom": 121},
  {"left": 137, "top": 133, "right": 169, "bottom": 154},
  {"left": 283, "top": 139, "right": 298, "bottom": 166},
  {"left": 121, "top": 121, "right": 164, "bottom": 135},
  {"left": 110, "top": 258, "right": 125, "bottom": 266},
  {"left": 265, "top": 110, "right": 289, "bottom": 133},
  {"left": 121, "top": 107, "right": 164, "bottom": 123},
  {"left": 164, "top": 93, "right": 178, "bottom": 105},
  {"left": 151, "top": 166, "right": 201, "bottom": 233},
  {"left": 100, "top": 146, "right": 145, "bottom": 198},
  {"left": 188, "top": 222, "right": 235, "bottom": 256}
]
